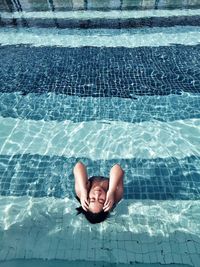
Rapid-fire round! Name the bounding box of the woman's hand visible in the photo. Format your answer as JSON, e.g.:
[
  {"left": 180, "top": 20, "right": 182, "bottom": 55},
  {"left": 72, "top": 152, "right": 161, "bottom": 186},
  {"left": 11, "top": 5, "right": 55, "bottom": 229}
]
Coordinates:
[
  {"left": 80, "top": 190, "right": 89, "bottom": 211},
  {"left": 103, "top": 190, "right": 115, "bottom": 212}
]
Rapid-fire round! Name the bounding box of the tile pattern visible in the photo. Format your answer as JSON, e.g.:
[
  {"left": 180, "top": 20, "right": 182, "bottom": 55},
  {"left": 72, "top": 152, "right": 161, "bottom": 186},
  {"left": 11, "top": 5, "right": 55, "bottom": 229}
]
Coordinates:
[
  {"left": 0, "top": 5, "right": 200, "bottom": 267},
  {"left": 0, "top": 196, "right": 200, "bottom": 266},
  {"left": 0, "top": 0, "right": 200, "bottom": 12},
  {"left": 1, "top": 15, "right": 200, "bottom": 29},
  {"left": 1, "top": 92, "right": 200, "bottom": 123},
  {"left": 0, "top": 45, "right": 200, "bottom": 97},
  {"left": 0, "top": 155, "right": 200, "bottom": 201}
]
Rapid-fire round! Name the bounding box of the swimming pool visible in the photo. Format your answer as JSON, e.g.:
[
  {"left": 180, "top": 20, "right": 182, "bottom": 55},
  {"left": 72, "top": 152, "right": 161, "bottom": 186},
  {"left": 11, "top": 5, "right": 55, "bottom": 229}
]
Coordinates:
[{"left": 0, "top": 0, "right": 200, "bottom": 267}]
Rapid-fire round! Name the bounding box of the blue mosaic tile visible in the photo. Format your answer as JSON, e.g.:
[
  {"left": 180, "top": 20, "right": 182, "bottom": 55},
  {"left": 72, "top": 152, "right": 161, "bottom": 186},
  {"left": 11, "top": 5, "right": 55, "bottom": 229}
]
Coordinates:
[
  {"left": 0, "top": 154, "right": 200, "bottom": 200},
  {"left": 0, "top": 0, "right": 200, "bottom": 12},
  {"left": 1, "top": 16, "right": 200, "bottom": 29},
  {"left": 1, "top": 92, "right": 200, "bottom": 123},
  {"left": 0, "top": 45, "right": 200, "bottom": 97}
]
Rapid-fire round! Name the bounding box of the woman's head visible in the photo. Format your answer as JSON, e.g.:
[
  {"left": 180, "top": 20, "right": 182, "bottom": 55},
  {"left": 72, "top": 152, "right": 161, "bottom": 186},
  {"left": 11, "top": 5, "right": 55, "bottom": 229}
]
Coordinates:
[
  {"left": 76, "top": 186, "right": 109, "bottom": 224},
  {"left": 88, "top": 185, "right": 106, "bottom": 213}
]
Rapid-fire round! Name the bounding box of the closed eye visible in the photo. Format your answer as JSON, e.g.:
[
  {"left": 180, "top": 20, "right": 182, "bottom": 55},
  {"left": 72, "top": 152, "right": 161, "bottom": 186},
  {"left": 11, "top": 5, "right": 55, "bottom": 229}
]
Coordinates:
[
  {"left": 99, "top": 199, "right": 104, "bottom": 204},
  {"left": 89, "top": 198, "right": 104, "bottom": 204}
]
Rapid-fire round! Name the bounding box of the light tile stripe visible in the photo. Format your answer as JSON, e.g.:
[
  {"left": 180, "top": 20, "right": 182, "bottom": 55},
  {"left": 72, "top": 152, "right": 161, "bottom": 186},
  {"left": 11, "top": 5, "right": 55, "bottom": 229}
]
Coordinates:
[
  {"left": 0, "top": 116, "right": 200, "bottom": 160},
  {"left": 0, "top": 26, "right": 200, "bottom": 48},
  {"left": 1, "top": 9, "right": 200, "bottom": 19},
  {"left": 0, "top": 26, "right": 200, "bottom": 47},
  {"left": 0, "top": 196, "right": 199, "bottom": 266},
  {"left": 0, "top": 92, "right": 200, "bottom": 123}
]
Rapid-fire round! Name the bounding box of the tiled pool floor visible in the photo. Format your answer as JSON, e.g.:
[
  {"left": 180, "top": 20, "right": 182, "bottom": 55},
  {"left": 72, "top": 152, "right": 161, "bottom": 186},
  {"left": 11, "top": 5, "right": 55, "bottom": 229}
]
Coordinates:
[
  {"left": 0, "top": 6, "right": 200, "bottom": 267},
  {"left": 0, "top": 259, "right": 192, "bottom": 267},
  {"left": 0, "top": 197, "right": 200, "bottom": 266}
]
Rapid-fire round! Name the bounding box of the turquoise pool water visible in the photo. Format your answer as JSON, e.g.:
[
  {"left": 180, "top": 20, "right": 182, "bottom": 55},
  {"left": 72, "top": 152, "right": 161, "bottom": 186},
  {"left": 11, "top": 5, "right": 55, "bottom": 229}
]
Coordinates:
[
  {"left": 0, "top": 1, "right": 200, "bottom": 267},
  {"left": 0, "top": 259, "right": 193, "bottom": 267}
]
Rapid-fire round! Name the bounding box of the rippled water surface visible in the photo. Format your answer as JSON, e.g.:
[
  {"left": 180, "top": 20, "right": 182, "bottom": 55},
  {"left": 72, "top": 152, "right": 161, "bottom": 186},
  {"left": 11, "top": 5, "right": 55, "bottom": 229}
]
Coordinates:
[{"left": 0, "top": 1, "right": 200, "bottom": 266}]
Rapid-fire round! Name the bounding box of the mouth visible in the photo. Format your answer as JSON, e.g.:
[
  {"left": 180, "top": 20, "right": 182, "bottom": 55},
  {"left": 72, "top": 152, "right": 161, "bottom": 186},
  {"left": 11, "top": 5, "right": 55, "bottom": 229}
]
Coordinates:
[
  {"left": 93, "top": 186, "right": 102, "bottom": 191},
  {"left": 94, "top": 188, "right": 102, "bottom": 192}
]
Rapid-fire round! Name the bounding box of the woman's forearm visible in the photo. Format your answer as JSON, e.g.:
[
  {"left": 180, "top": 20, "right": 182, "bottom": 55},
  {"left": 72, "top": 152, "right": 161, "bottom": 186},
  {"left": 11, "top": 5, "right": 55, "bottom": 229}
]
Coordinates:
[
  {"left": 108, "top": 164, "right": 124, "bottom": 192},
  {"left": 74, "top": 162, "right": 88, "bottom": 192},
  {"left": 108, "top": 177, "right": 122, "bottom": 192}
]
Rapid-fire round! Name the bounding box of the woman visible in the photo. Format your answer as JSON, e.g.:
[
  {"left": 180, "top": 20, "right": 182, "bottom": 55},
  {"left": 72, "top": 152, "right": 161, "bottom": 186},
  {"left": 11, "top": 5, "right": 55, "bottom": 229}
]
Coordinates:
[{"left": 74, "top": 162, "right": 124, "bottom": 224}]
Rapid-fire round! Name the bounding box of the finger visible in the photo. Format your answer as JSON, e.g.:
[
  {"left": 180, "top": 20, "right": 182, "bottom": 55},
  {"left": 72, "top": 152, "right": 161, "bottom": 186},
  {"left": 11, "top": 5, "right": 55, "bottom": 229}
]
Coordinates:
[
  {"left": 103, "top": 200, "right": 109, "bottom": 207},
  {"left": 84, "top": 203, "right": 89, "bottom": 210},
  {"left": 104, "top": 202, "right": 114, "bottom": 212},
  {"left": 104, "top": 198, "right": 109, "bottom": 206},
  {"left": 82, "top": 204, "right": 88, "bottom": 211},
  {"left": 83, "top": 206, "right": 87, "bottom": 211},
  {"left": 105, "top": 200, "right": 111, "bottom": 206},
  {"left": 103, "top": 202, "right": 110, "bottom": 210},
  {"left": 106, "top": 202, "right": 113, "bottom": 212},
  {"left": 81, "top": 201, "right": 89, "bottom": 210},
  {"left": 84, "top": 200, "right": 89, "bottom": 207},
  {"left": 104, "top": 200, "right": 108, "bottom": 207},
  {"left": 103, "top": 206, "right": 110, "bottom": 212}
]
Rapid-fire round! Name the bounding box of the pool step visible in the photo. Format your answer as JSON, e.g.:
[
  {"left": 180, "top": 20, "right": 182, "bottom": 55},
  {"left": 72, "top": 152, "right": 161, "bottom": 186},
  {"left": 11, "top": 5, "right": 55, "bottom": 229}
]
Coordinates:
[
  {"left": 0, "top": 10, "right": 200, "bottom": 28},
  {"left": 0, "top": 0, "right": 200, "bottom": 12},
  {"left": 0, "top": 259, "right": 192, "bottom": 267},
  {"left": 0, "top": 116, "right": 200, "bottom": 161},
  {"left": 0, "top": 152, "right": 200, "bottom": 200},
  {"left": 1, "top": 93, "right": 200, "bottom": 123},
  {"left": 0, "top": 196, "right": 199, "bottom": 266}
]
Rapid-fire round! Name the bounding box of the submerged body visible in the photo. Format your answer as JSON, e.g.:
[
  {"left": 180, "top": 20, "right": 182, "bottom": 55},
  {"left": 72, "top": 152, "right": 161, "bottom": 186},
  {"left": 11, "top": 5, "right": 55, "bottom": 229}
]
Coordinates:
[{"left": 74, "top": 162, "right": 124, "bottom": 223}]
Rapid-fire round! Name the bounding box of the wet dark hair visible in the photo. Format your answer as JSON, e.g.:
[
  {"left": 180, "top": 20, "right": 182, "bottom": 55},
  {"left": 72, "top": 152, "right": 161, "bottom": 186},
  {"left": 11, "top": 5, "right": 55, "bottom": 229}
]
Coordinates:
[{"left": 76, "top": 206, "right": 109, "bottom": 224}]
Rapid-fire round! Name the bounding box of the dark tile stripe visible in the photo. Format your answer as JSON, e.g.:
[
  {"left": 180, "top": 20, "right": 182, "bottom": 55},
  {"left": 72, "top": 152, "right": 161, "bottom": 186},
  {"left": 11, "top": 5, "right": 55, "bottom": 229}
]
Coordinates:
[
  {"left": 1, "top": 92, "right": 200, "bottom": 123},
  {"left": 1, "top": 16, "right": 200, "bottom": 29},
  {"left": 0, "top": 45, "right": 200, "bottom": 97},
  {"left": 0, "top": 154, "right": 200, "bottom": 200}
]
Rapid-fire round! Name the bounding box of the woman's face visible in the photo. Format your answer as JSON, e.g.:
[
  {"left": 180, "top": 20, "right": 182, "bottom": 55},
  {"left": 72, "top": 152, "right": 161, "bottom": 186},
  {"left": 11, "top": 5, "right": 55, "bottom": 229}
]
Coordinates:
[{"left": 88, "top": 186, "right": 106, "bottom": 213}]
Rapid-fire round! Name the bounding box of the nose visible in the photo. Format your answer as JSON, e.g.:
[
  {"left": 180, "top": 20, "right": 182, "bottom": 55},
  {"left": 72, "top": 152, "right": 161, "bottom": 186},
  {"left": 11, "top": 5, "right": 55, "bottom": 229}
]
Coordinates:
[
  {"left": 93, "top": 190, "right": 103, "bottom": 199},
  {"left": 94, "top": 190, "right": 101, "bottom": 196}
]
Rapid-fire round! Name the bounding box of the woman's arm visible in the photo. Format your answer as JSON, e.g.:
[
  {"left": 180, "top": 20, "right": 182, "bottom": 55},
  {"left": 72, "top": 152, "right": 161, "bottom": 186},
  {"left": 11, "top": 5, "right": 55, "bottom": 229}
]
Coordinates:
[
  {"left": 103, "top": 164, "right": 124, "bottom": 212},
  {"left": 108, "top": 164, "right": 124, "bottom": 201},
  {"left": 114, "top": 172, "right": 124, "bottom": 204},
  {"left": 73, "top": 162, "right": 89, "bottom": 211}
]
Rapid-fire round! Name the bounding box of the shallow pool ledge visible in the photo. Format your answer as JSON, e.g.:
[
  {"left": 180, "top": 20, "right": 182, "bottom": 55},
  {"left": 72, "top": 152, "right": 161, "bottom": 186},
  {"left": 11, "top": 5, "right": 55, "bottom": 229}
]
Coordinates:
[
  {"left": 0, "top": 259, "right": 192, "bottom": 267},
  {"left": 0, "top": 197, "right": 200, "bottom": 266}
]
